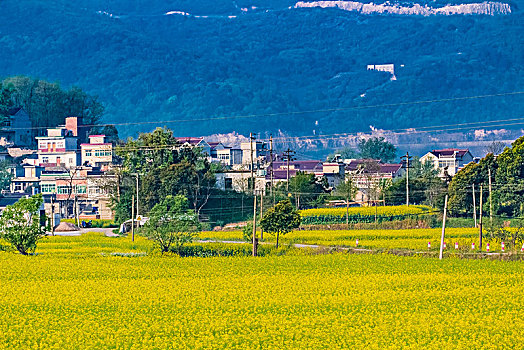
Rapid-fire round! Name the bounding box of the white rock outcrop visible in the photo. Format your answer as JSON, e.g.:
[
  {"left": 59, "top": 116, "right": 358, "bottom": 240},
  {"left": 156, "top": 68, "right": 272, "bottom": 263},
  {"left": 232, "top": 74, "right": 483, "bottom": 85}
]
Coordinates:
[{"left": 294, "top": 1, "right": 511, "bottom": 16}]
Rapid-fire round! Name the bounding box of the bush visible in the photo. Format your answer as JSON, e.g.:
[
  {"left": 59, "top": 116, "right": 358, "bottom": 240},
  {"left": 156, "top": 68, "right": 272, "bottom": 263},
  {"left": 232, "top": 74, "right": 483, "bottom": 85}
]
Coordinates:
[
  {"left": 176, "top": 243, "right": 273, "bottom": 257},
  {"left": 61, "top": 219, "right": 118, "bottom": 228}
]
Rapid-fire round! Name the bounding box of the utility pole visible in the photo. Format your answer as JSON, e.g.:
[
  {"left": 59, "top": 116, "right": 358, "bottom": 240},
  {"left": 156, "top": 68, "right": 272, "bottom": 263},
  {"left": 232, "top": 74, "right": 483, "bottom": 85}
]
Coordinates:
[
  {"left": 131, "top": 194, "right": 135, "bottom": 242},
  {"left": 401, "top": 152, "right": 412, "bottom": 206},
  {"left": 74, "top": 195, "right": 80, "bottom": 227},
  {"left": 269, "top": 135, "right": 274, "bottom": 204},
  {"left": 135, "top": 173, "right": 139, "bottom": 218},
  {"left": 249, "top": 133, "right": 256, "bottom": 192},
  {"left": 479, "top": 185, "right": 483, "bottom": 250},
  {"left": 472, "top": 184, "right": 477, "bottom": 228},
  {"left": 260, "top": 191, "right": 264, "bottom": 241},
  {"left": 283, "top": 148, "right": 296, "bottom": 192},
  {"left": 252, "top": 191, "right": 258, "bottom": 257},
  {"left": 488, "top": 168, "right": 493, "bottom": 224},
  {"left": 50, "top": 196, "right": 55, "bottom": 236},
  {"left": 250, "top": 133, "right": 258, "bottom": 257},
  {"left": 439, "top": 195, "right": 449, "bottom": 260}
]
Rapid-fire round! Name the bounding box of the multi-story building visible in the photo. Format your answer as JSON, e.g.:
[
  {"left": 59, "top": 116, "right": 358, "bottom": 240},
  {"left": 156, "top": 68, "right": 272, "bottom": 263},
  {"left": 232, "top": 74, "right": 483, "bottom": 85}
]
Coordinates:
[
  {"left": 240, "top": 140, "right": 268, "bottom": 169},
  {"left": 81, "top": 135, "right": 113, "bottom": 170},
  {"left": 345, "top": 159, "right": 404, "bottom": 204},
  {"left": 36, "top": 118, "right": 82, "bottom": 168},
  {"left": 0, "top": 107, "right": 32, "bottom": 147},
  {"left": 209, "top": 142, "right": 243, "bottom": 166},
  {"left": 420, "top": 148, "right": 474, "bottom": 178},
  {"left": 9, "top": 164, "right": 43, "bottom": 194},
  {"left": 40, "top": 167, "right": 114, "bottom": 219}
]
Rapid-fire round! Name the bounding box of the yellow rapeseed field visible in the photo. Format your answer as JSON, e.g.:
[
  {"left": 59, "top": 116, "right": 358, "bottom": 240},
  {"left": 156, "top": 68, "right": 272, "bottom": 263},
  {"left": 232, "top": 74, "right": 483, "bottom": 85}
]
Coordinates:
[
  {"left": 201, "top": 227, "right": 509, "bottom": 252},
  {"left": 0, "top": 232, "right": 524, "bottom": 349}
]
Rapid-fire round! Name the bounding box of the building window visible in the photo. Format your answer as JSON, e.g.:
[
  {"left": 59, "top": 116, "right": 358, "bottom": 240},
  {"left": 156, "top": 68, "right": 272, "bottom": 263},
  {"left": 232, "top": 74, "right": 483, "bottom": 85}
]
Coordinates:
[
  {"left": 41, "top": 184, "right": 56, "bottom": 193},
  {"left": 58, "top": 186, "right": 71, "bottom": 194},
  {"left": 42, "top": 157, "right": 49, "bottom": 163},
  {"left": 225, "top": 178, "right": 233, "bottom": 190},
  {"left": 75, "top": 185, "right": 87, "bottom": 194},
  {"left": 86, "top": 150, "right": 92, "bottom": 157}
]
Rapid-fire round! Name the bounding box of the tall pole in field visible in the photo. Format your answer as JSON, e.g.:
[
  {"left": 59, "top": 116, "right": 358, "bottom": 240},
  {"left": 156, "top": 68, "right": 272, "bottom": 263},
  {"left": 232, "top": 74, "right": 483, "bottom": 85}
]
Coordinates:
[
  {"left": 406, "top": 154, "right": 409, "bottom": 206},
  {"left": 260, "top": 191, "right": 264, "bottom": 241},
  {"left": 472, "top": 183, "right": 477, "bottom": 228},
  {"left": 135, "top": 173, "right": 139, "bottom": 218},
  {"left": 401, "top": 152, "right": 412, "bottom": 206},
  {"left": 479, "top": 185, "right": 483, "bottom": 250},
  {"left": 270, "top": 135, "right": 274, "bottom": 204},
  {"left": 50, "top": 196, "right": 55, "bottom": 235},
  {"left": 131, "top": 194, "right": 135, "bottom": 242},
  {"left": 252, "top": 192, "right": 257, "bottom": 257},
  {"left": 488, "top": 168, "right": 493, "bottom": 224},
  {"left": 439, "top": 195, "right": 448, "bottom": 260},
  {"left": 283, "top": 148, "right": 296, "bottom": 193},
  {"left": 250, "top": 133, "right": 254, "bottom": 192}
]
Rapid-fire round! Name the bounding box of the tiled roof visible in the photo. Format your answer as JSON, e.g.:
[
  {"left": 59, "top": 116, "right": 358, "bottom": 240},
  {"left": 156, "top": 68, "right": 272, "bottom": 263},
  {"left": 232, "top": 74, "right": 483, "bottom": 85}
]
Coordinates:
[
  {"left": 346, "top": 159, "right": 402, "bottom": 174},
  {"left": 7, "top": 107, "right": 22, "bottom": 116},
  {"left": 272, "top": 160, "right": 323, "bottom": 172},
  {"left": 175, "top": 137, "right": 204, "bottom": 145},
  {"left": 430, "top": 149, "right": 469, "bottom": 157},
  {"left": 380, "top": 163, "right": 402, "bottom": 173}
]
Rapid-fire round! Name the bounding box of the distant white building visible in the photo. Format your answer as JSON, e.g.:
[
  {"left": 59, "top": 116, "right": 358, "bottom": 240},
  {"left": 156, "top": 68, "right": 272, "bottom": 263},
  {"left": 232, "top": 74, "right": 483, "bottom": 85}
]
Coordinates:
[
  {"left": 420, "top": 148, "right": 475, "bottom": 178},
  {"left": 367, "top": 64, "right": 396, "bottom": 80}
]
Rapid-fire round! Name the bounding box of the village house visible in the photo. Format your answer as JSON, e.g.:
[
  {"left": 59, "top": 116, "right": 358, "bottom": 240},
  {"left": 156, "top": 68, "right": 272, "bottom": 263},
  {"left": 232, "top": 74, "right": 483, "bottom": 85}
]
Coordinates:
[
  {"left": 0, "top": 107, "right": 32, "bottom": 147},
  {"left": 81, "top": 135, "right": 113, "bottom": 170},
  {"left": 40, "top": 167, "right": 114, "bottom": 220},
  {"left": 36, "top": 117, "right": 85, "bottom": 168},
  {"left": 345, "top": 159, "right": 404, "bottom": 204},
  {"left": 208, "top": 142, "right": 243, "bottom": 166},
  {"left": 9, "top": 164, "right": 43, "bottom": 195},
  {"left": 240, "top": 140, "right": 268, "bottom": 169},
  {"left": 420, "top": 148, "right": 474, "bottom": 178}
]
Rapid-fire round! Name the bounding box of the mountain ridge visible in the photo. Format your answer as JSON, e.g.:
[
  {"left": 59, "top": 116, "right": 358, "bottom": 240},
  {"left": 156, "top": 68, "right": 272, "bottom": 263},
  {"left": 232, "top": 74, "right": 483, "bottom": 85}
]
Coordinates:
[{"left": 0, "top": 0, "right": 522, "bottom": 141}]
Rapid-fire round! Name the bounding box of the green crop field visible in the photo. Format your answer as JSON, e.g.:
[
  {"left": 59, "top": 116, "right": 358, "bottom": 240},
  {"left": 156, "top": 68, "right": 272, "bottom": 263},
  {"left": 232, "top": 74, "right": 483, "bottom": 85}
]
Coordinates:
[{"left": 0, "top": 232, "right": 523, "bottom": 349}]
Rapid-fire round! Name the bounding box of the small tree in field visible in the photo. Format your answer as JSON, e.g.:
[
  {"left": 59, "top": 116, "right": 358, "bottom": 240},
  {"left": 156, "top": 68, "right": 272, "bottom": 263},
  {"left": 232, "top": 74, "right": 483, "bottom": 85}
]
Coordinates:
[
  {"left": 141, "top": 195, "right": 200, "bottom": 254},
  {"left": 260, "top": 199, "right": 301, "bottom": 248},
  {"left": 334, "top": 175, "right": 358, "bottom": 226},
  {"left": 0, "top": 194, "right": 47, "bottom": 255}
]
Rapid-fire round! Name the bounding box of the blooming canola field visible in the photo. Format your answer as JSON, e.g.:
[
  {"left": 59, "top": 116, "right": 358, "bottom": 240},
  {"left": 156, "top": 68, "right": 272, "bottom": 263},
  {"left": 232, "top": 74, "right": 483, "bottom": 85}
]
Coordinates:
[{"left": 1, "top": 233, "right": 524, "bottom": 349}]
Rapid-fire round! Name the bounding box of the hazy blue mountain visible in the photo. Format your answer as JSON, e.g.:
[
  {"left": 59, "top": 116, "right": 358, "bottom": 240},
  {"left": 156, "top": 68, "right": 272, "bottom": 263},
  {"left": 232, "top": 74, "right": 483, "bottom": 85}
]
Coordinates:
[{"left": 0, "top": 0, "right": 522, "bottom": 138}]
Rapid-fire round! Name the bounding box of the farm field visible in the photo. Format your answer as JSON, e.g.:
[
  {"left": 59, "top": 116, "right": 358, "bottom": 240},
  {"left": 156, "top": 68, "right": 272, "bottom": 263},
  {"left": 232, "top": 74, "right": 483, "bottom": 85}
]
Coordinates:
[
  {"left": 200, "top": 227, "right": 513, "bottom": 252},
  {"left": 1, "top": 232, "right": 524, "bottom": 349},
  {"left": 299, "top": 205, "right": 435, "bottom": 225}
]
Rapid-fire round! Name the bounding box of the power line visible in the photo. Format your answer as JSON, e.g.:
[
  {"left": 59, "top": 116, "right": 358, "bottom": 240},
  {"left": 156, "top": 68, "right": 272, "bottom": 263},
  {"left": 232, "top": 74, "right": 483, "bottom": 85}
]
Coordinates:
[{"left": 6, "top": 91, "right": 524, "bottom": 131}]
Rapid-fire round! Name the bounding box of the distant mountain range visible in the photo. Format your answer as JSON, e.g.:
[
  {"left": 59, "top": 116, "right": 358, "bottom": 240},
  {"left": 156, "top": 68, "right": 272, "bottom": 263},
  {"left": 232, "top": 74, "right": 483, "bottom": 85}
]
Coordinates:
[{"left": 0, "top": 0, "right": 522, "bottom": 144}]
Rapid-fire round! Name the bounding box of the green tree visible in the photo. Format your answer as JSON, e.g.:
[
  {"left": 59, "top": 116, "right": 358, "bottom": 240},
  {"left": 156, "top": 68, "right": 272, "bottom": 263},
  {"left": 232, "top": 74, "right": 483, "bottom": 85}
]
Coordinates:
[
  {"left": 3, "top": 76, "right": 103, "bottom": 134},
  {"left": 327, "top": 147, "right": 358, "bottom": 161},
  {"left": 447, "top": 153, "right": 496, "bottom": 216},
  {"left": 0, "top": 82, "right": 14, "bottom": 123},
  {"left": 112, "top": 127, "right": 216, "bottom": 219},
  {"left": 140, "top": 195, "right": 200, "bottom": 254},
  {"left": 260, "top": 199, "right": 301, "bottom": 248},
  {"left": 333, "top": 175, "right": 358, "bottom": 225},
  {"left": 358, "top": 137, "right": 397, "bottom": 163},
  {"left": 495, "top": 136, "right": 524, "bottom": 216},
  {"left": 283, "top": 171, "right": 327, "bottom": 210},
  {"left": 0, "top": 160, "right": 13, "bottom": 192},
  {"left": 0, "top": 194, "right": 47, "bottom": 255}
]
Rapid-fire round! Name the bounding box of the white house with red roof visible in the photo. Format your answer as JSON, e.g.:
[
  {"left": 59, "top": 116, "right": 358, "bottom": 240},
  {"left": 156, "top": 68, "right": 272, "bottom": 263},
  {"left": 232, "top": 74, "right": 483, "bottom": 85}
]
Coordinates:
[{"left": 420, "top": 148, "right": 474, "bottom": 178}]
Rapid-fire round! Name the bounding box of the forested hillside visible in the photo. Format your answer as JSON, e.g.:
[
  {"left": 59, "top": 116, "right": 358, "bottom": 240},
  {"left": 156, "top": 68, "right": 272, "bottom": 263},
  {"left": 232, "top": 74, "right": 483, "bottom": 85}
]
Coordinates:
[{"left": 0, "top": 0, "right": 522, "bottom": 138}]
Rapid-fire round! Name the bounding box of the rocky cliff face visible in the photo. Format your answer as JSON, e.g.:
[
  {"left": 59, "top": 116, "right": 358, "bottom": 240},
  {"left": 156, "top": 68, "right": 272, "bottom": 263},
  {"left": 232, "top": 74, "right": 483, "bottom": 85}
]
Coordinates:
[{"left": 294, "top": 1, "right": 512, "bottom": 16}]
